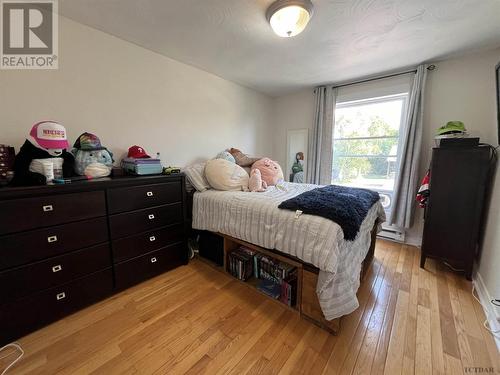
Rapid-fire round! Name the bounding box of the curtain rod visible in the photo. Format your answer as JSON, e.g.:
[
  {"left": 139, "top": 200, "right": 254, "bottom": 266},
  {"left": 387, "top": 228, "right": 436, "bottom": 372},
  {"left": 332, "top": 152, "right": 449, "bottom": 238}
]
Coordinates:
[{"left": 327, "top": 64, "right": 436, "bottom": 90}]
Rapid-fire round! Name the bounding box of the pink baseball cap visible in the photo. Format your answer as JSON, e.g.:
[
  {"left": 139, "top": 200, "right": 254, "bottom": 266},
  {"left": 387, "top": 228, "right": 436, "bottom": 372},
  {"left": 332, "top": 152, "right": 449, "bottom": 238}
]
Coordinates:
[{"left": 30, "top": 121, "right": 70, "bottom": 150}]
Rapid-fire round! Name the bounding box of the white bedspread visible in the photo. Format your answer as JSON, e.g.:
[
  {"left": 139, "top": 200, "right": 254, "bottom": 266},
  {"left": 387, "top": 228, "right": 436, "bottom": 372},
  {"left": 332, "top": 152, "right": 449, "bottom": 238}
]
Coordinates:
[{"left": 192, "top": 182, "right": 386, "bottom": 320}]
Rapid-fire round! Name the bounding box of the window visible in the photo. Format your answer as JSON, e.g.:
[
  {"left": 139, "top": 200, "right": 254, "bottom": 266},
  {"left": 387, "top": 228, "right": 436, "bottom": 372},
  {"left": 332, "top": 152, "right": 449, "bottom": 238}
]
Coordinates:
[{"left": 332, "top": 93, "right": 408, "bottom": 218}]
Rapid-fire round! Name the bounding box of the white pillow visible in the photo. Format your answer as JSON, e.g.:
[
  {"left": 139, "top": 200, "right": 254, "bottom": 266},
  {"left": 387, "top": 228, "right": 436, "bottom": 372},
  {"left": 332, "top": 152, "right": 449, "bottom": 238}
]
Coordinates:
[
  {"left": 183, "top": 162, "right": 211, "bottom": 192},
  {"left": 205, "top": 159, "right": 249, "bottom": 191}
]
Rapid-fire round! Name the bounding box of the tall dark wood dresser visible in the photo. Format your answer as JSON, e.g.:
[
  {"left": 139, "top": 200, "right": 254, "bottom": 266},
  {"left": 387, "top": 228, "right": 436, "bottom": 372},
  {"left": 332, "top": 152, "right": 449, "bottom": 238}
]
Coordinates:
[
  {"left": 420, "top": 145, "right": 496, "bottom": 280},
  {"left": 0, "top": 174, "right": 187, "bottom": 345}
]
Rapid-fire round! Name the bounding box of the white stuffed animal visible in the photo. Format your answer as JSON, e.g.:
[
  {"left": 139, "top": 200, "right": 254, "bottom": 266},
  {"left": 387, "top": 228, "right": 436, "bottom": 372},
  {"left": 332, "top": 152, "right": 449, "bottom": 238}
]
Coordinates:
[{"left": 249, "top": 168, "right": 267, "bottom": 192}]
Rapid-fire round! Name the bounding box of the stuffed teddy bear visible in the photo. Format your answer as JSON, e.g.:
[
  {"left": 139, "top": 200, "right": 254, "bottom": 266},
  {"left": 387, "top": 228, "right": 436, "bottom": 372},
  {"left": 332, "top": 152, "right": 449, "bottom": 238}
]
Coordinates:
[
  {"left": 249, "top": 168, "right": 267, "bottom": 192},
  {"left": 11, "top": 121, "right": 74, "bottom": 186},
  {"left": 72, "top": 133, "right": 114, "bottom": 178},
  {"left": 229, "top": 148, "right": 260, "bottom": 167},
  {"left": 251, "top": 158, "right": 284, "bottom": 186}
]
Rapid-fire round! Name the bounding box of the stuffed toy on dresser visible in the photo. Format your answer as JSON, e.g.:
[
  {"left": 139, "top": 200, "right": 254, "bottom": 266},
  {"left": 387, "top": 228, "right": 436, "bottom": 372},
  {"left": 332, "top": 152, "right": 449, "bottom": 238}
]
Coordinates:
[
  {"left": 71, "top": 132, "right": 114, "bottom": 178},
  {"left": 11, "top": 121, "right": 74, "bottom": 186}
]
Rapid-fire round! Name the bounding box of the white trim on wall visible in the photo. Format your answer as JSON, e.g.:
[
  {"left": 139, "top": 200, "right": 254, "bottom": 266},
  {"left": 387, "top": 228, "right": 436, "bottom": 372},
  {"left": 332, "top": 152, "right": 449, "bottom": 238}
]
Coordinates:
[{"left": 473, "top": 272, "right": 500, "bottom": 351}]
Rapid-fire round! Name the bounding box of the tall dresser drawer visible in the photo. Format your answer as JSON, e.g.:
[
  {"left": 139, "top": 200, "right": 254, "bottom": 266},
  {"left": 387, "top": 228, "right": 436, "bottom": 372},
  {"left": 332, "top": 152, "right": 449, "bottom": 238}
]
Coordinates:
[
  {"left": 0, "top": 191, "right": 106, "bottom": 235},
  {"left": 112, "top": 223, "right": 184, "bottom": 263},
  {"left": 0, "top": 243, "right": 111, "bottom": 304},
  {"left": 0, "top": 269, "right": 113, "bottom": 345},
  {"left": 107, "top": 183, "right": 182, "bottom": 214},
  {"left": 0, "top": 217, "right": 109, "bottom": 270},
  {"left": 109, "top": 203, "right": 183, "bottom": 239},
  {"left": 114, "top": 242, "right": 186, "bottom": 290}
]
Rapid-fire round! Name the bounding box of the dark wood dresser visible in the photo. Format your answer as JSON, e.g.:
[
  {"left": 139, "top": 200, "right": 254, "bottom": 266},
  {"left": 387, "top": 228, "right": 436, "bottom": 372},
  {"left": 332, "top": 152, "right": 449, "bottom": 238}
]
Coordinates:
[
  {"left": 420, "top": 145, "right": 495, "bottom": 279},
  {"left": 0, "top": 174, "right": 187, "bottom": 345}
]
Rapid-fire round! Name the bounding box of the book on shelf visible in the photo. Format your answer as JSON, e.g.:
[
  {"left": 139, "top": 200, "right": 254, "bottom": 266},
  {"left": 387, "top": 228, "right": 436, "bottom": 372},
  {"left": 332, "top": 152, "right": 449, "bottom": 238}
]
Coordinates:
[
  {"left": 228, "top": 246, "right": 255, "bottom": 281},
  {"left": 227, "top": 245, "right": 298, "bottom": 307},
  {"left": 256, "top": 279, "right": 281, "bottom": 299},
  {"left": 254, "top": 253, "right": 296, "bottom": 281},
  {"left": 279, "top": 270, "right": 298, "bottom": 307}
]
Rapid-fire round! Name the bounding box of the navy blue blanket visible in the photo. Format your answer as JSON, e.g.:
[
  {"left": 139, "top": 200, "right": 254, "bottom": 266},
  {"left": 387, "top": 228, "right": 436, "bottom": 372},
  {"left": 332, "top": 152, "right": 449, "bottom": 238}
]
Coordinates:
[{"left": 278, "top": 185, "right": 380, "bottom": 241}]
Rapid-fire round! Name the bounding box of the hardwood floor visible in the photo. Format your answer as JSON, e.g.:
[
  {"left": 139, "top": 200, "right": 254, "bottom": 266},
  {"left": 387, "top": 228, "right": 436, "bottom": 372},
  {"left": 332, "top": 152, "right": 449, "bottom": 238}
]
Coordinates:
[{"left": 1, "top": 240, "right": 498, "bottom": 374}]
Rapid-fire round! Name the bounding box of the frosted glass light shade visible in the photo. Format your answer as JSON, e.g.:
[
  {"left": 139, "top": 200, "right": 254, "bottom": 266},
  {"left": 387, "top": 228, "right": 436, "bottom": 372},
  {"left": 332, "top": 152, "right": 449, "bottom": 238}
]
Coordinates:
[{"left": 266, "top": 0, "right": 314, "bottom": 38}]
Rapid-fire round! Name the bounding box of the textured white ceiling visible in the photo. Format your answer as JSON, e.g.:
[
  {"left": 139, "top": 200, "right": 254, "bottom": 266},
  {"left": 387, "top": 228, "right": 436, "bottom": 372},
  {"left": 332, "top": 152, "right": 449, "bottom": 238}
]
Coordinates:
[{"left": 59, "top": 0, "right": 500, "bottom": 96}]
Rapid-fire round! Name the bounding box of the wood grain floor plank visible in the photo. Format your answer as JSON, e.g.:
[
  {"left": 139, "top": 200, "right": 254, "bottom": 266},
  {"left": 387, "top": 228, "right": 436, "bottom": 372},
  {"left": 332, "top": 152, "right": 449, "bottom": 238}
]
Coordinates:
[
  {"left": 199, "top": 301, "right": 284, "bottom": 375},
  {"left": 260, "top": 318, "right": 310, "bottom": 375},
  {"left": 436, "top": 263, "right": 461, "bottom": 359},
  {"left": 226, "top": 310, "right": 293, "bottom": 375},
  {"left": 277, "top": 325, "right": 318, "bottom": 375},
  {"left": 290, "top": 327, "right": 330, "bottom": 375},
  {"left": 444, "top": 353, "right": 465, "bottom": 375},
  {"left": 383, "top": 290, "right": 410, "bottom": 375},
  {"left": 371, "top": 245, "right": 404, "bottom": 375},
  {"left": 403, "top": 246, "right": 420, "bottom": 373},
  {"left": 426, "top": 259, "right": 446, "bottom": 375},
  {"left": 445, "top": 270, "right": 475, "bottom": 370},
  {"left": 466, "top": 334, "right": 494, "bottom": 371},
  {"left": 415, "top": 305, "right": 432, "bottom": 375},
  {"left": 352, "top": 246, "right": 401, "bottom": 375}
]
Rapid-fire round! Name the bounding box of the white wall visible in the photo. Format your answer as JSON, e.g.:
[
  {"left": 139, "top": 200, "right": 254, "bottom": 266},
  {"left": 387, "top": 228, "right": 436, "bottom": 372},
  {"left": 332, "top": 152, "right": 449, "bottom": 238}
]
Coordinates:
[
  {"left": 272, "top": 89, "right": 315, "bottom": 167},
  {"left": 272, "top": 47, "right": 500, "bottom": 299},
  {"left": 0, "top": 17, "right": 273, "bottom": 165}
]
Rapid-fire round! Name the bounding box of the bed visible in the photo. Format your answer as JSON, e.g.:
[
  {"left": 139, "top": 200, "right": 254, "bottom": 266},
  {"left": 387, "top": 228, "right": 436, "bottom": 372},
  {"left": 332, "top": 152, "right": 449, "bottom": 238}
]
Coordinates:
[{"left": 191, "top": 181, "right": 386, "bottom": 326}]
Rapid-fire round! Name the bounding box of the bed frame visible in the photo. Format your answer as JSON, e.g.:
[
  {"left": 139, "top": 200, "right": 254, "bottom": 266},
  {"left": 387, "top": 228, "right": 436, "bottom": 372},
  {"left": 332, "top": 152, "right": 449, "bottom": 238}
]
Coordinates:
[
  {"left": 204, "top": 222, "right": 378, "bottom": 335},
  {"left": 187, "top": 190, "right": 378, "bottom": 334}
]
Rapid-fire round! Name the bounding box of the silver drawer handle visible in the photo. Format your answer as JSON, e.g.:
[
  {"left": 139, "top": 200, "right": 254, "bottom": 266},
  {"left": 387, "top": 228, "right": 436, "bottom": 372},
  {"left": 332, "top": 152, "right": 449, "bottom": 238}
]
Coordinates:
[
  {"left": 52, "top": 265, "right": 62, "bottom": 273},
  {"left": 148, "top": 214, "right": 155, "bottom": 220},
  {"left": 149, "top": 236, "right": 156, "bottom": 242},
  {"left": 56, "top": 292, "right": 66, "bottom": 300},
  {"left": 43, "top": 205, "right": 54, "bottom": 212},
  {"left": 146, "top": 191, "right": 154, "bottom": 197},
  {"left": 47, "top": 235, "right": 58, "bottom": 243},
  {"left": 150, "top": 257, "right": 157, "bottom": 263}
]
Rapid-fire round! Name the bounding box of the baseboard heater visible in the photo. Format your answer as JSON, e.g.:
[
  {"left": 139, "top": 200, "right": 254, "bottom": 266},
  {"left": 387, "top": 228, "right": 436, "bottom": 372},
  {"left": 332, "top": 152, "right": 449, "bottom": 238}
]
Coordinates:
[{"left": 377, "top": 225, "right": 405, "bottom": 242}]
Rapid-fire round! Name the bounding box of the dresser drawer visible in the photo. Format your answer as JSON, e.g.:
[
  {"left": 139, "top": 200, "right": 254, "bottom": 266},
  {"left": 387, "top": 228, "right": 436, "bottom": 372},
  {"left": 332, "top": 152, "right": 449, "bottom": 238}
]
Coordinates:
[
  {"left": 114, "top": 242, "right": 186, "bottom": 290},
  {"left": 112, "top": 223, "right": 184, "bottom": 263},
  {"left": 0, "top": 217, "right": 109, "bottom": 270},
  {"left": 109, "top": 203, "right": 183, "bottom": 239},
  {"left": 0, "top": 191, "right": 106, "bottom": 235},
  {"left": 0, "top": 243, "right": 111, "bottom": 304},
  {"left": 0, "top": 269, "right": 113, "bottom": 345},
  {"left": 107, "top": 182, "right": 182, "bottom": 214}
]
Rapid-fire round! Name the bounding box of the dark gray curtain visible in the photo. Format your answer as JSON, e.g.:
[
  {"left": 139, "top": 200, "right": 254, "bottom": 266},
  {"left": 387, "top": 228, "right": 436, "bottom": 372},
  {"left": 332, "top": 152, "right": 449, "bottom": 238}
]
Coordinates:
[
  {"left": 307, "top": 86, "right": 337, "bottom": 185},
  {"left": 389, "top": 64, "right": 428, "bottom": 228}
]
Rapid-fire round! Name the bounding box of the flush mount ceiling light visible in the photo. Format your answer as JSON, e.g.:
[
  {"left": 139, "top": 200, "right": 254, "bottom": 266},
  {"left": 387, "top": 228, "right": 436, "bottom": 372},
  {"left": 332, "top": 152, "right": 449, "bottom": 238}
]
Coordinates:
[{"left": 266, "top": 0, "right": 314, "bottom": 38}]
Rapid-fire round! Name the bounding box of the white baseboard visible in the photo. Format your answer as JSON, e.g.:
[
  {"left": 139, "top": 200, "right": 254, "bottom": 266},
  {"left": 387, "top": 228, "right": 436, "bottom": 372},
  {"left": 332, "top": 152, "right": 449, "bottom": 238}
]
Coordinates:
[
  {"left": 376, "top": 232, "right": 422, "bottom": 247},
  {"left": 403, "top": 235, "right": 422, "bottom": 247},
  {"left": 473, "top": 272, "right": 500, "bottom": 351}
]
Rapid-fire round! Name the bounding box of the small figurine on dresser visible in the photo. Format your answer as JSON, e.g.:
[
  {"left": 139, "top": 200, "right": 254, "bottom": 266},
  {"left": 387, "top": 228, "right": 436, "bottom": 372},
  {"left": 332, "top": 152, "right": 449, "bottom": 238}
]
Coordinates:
[
  {"left": 72, "top": 132, "right": 114, "bottom": 178},
  {"left": 10, "top": 121, "right": 75, "bottom": 186}
]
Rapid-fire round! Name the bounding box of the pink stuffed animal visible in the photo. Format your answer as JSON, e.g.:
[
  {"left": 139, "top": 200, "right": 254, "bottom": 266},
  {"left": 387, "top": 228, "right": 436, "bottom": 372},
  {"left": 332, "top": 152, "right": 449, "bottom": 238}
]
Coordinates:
[
  {"left": 251, "top": 158, "right": 284, "bottom": 186},
  {"left": 249, "top": 168, "right": 267, "bottom": 192}
]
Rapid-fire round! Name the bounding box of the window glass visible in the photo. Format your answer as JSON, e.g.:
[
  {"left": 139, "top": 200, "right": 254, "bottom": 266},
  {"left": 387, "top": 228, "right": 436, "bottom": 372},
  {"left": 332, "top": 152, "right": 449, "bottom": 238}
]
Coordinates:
[{"left": 333, "top": 94, "right": 408, "bottom": 216}]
